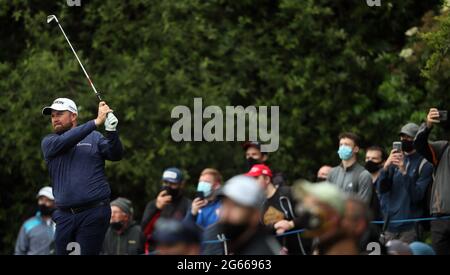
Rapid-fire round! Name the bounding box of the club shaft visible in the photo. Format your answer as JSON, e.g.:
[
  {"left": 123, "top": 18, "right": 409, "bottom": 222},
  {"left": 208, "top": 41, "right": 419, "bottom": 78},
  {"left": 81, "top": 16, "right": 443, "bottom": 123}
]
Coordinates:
[{"left": 55, "top": 21, "right": 102, "bottom": 101}]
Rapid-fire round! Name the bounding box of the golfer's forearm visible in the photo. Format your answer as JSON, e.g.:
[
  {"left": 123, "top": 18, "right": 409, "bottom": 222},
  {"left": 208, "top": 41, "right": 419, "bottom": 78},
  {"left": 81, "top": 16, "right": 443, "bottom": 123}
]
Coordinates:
[
  {"left": 100, "top": 131, "right": 124, "bottom": 161},
  {"left": 42, "top": 120, "right": 96, "bottom": 159}
]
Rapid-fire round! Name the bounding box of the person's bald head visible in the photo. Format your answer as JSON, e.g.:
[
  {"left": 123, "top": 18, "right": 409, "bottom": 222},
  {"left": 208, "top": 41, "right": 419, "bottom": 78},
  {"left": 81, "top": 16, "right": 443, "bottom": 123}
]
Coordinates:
[{"left": 317, "top": 165, "right": 332, "bottom": 181}]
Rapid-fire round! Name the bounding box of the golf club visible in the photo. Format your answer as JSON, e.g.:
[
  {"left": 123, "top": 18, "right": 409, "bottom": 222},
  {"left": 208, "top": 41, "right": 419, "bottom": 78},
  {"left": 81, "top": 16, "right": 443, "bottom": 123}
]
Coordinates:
[{"left": 47, "top": 14, "right": 103, "bottom": 101}]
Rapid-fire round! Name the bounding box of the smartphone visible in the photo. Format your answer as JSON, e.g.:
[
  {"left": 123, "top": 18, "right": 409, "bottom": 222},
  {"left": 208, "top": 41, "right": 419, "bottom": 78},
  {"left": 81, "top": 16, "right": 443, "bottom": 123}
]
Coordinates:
[
  {"left": 393, "top": 141, "right": 402, "bottom": 153},
  {"left": 160, "top": 185, "right": 175, "bottom": 197},
  {"left": 439, "top": 110, "right": 448, "bottom": 122},
  {"left": 195, "top": 191, "right": 205, "bottom": 200}
]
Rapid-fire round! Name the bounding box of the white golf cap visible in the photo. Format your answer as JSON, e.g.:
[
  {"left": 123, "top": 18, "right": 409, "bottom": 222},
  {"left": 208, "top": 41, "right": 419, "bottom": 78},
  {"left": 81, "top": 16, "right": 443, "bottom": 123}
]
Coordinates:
[
  {"left": 217, "top": 175, "right": 265, "bottom": 208},
  {"left": 42, "top": 98, "right": 78, "bottom": 115},
  {"left": 36, "top": 186, "right": 54, "bottom": 200}
]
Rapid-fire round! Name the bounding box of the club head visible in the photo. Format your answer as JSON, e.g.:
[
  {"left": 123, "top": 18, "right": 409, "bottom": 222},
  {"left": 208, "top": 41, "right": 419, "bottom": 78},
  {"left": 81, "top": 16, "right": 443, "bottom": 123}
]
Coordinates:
[{"left": 47, "top": 15, "right": 57, "bottom": 24}]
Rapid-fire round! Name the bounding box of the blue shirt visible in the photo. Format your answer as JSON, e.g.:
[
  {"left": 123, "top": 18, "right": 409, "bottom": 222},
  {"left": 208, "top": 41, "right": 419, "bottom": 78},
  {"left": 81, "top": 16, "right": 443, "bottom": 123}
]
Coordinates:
[
  {"left": 376, "top": 152, "right": 433, "bottom": 232},
  {"left": 41, "top": 120, "right": 123, "bottom": 208},
  {"left": 185, "top": 199, "right": 221, "bottom": 229}
]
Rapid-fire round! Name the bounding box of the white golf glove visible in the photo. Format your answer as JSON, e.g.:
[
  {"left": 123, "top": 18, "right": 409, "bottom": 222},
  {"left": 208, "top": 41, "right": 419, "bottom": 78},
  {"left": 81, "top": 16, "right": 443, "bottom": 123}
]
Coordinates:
[{"left": 105, "top": 112, "right": 118, "bottom": 131}]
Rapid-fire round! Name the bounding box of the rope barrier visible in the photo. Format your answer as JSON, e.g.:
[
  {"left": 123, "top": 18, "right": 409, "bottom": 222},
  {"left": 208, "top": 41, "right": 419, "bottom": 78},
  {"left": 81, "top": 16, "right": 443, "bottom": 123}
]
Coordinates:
[
  {"left": 145, "top": 215, "right": 450, "bottom": 254},
  {"left": 370, "top": 215, "right": 450, "bottom": 224}
]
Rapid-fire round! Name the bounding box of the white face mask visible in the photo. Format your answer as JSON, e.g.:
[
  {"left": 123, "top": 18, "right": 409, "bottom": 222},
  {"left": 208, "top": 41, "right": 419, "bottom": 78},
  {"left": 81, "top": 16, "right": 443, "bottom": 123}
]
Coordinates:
[{"left": 197, "top": 181, "right": 213, "bottom": 198}]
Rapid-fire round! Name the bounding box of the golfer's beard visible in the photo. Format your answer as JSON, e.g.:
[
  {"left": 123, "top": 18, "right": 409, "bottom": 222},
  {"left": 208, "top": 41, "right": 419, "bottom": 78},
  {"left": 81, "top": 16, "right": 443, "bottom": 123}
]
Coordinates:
[{"left": 54, "top": 122, "right": 73, "bottom": 134}]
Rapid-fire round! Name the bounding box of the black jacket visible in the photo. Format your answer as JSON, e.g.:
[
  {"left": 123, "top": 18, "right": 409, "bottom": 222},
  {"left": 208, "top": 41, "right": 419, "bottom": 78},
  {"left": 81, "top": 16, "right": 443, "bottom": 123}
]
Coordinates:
[
  {"left": 141, "top": 194, "right": 191, "bottom": 240},
  {"left": 201, "top": 224, "right": 281, "bottom": 255},
  {"left": 261, "top": 186, "right": 311, "bottom": 255},
  {"left": 101, "top": 221, "right": 145, "bottom": 255}
]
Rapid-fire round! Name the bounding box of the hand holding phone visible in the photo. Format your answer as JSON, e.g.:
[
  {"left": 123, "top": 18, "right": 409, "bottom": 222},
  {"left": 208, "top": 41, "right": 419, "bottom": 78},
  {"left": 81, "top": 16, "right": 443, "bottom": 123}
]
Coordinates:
[
  {"left": 191, "top": 195, "right": 208, "bottom": 216},
  {"left": 195, "top": 191, "right": 205, "bottom": 200}
]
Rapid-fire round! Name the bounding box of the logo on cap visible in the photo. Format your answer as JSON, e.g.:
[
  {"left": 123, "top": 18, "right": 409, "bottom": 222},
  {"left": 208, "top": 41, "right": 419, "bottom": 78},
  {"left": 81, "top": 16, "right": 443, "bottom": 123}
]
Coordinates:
[
  {"left": 163, "top": 171, "right": 177, "bottom": 180},
  {"left": 42, "top": 98, "right": 78, "bottom": 115}
]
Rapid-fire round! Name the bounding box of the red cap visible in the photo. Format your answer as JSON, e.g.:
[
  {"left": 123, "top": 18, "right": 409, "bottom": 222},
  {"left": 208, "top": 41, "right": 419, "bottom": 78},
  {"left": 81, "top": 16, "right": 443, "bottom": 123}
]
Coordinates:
[{"left": 245, "top": 164, "right": 272, "bottom": 178}]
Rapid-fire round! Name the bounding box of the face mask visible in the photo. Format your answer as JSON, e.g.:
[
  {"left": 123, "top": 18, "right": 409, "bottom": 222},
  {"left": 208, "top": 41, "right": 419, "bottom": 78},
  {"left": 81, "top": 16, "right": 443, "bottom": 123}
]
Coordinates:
[
  {"left": 295, "top": 205, "right": 333, "bottom": 239},
  {"left": 246, "top": 157, "right": 262, "bottom": 170},
  {"left": 364, "top": 160, "right": 383, "bottom": 173},
  {"left": 218, "top": 222, "right": 249, "bottom": 240},
  {"left": 38, "top": 204, "right": 55, "bottom": 216},
  {"left": 295, "top": 208, "right": 323, "bottom": 231},
  {"left": 337, "top": 145, "right": 353, "bottom": 161},
  {"left": 401, "top": 140, "right": 414, "bottom": 153},
  {"left": 197, "top": 181, "right": 213, "bottom": 198},
  {"left": 110, "top": 221, "right": 124, "bottom": 231}
]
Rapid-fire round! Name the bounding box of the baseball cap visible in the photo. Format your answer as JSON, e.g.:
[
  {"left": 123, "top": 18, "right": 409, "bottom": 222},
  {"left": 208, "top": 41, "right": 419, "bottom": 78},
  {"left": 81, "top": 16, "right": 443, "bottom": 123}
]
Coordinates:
[
  {"left": 245, "top": 164, "right": 273, "bottom": 178},
  {"left": 242, "top": 141, "right": 261, "bottom": 151},
  {"left": 162, "top": 167, "right": 183, "bottom": 184},
  {"left": 399, "top": 123, "right": 419, "bottom": 138},
  {"left": 293, "top": 180, "right": 345, "bottom": 215},
  {"left": 36, "top": 186, "right": 54, "bottom": 200},
  {"left": 217, "top": 175, "right": 265, "bottom": 208},
  {"left": 42, "top": 98, "right": 78, "bottom": 115}
]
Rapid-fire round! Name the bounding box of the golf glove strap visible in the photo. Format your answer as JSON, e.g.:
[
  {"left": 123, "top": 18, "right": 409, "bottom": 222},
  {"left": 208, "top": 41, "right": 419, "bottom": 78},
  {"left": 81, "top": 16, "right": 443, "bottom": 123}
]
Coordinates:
[{"left": 105, "top": 113, "right": 118, "bottom": 131}]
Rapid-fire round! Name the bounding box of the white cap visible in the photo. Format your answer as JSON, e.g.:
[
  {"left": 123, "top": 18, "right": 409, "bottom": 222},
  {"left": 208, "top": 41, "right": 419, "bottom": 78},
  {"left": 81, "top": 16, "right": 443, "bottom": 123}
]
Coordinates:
[
  {"left": 218, "top": 175, "right": 265, "bottom": 208},
  {"left": 293, "top": 180, "right": 345, "bottom": 215},
  {"left": 36, "top": 186, "right": 54, "bottom": 200},
  {"left": 42, "top": 98, "right": 78, "bottom": 115}
]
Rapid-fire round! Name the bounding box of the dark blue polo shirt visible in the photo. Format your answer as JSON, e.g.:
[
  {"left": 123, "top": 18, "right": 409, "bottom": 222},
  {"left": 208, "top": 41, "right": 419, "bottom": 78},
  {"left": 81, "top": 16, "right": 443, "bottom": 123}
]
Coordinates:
[{"left": 41, "top": 120, "right": 123, "bottom": 208}]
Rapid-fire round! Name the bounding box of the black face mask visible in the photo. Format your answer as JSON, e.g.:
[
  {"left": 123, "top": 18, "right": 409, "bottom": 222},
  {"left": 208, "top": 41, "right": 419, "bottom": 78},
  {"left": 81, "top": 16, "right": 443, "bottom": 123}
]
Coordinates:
[
  {"left": 245, "top": 157, "right": 262, "bottom": 171},
  {"left": 401, "top": 140, "right": 415, "bottom": 153},
  {"left": 364, "top": 160, "right": 383, "bottom": 174},
  {"left": 110, "top": 221, "right": 125, "bottom": 231},
  {"left": 218, "top": 222, "right": 249, "bottom": 240},
  {"left": 38, "top": 204, "right": 55, "bottom": 216},
  {"left": 295, "top": 208, "right": 323, "bottom": 231}
]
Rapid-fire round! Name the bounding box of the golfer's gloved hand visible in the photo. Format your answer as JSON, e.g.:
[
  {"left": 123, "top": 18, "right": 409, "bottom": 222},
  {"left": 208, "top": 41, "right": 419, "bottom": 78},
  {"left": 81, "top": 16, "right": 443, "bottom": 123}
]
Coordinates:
[{"left": 105, "top": 112, "right": 118, "bottom": 131}]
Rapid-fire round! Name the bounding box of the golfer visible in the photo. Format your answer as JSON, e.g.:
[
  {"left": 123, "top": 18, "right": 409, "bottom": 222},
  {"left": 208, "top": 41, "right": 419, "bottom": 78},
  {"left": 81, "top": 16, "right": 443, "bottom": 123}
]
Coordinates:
[{"left": 41, "top": 98, "right": 123, "bottom": 255}]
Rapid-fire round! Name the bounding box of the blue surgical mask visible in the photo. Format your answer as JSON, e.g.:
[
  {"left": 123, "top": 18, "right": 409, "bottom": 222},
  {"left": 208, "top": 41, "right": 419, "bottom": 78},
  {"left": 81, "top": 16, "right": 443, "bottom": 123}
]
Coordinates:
[
  {"left": 338, "top": 145, "right": 353, "bottom": 160},
  {"left": 197, "top": 181, "right": 213, "bottom": 198}
]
